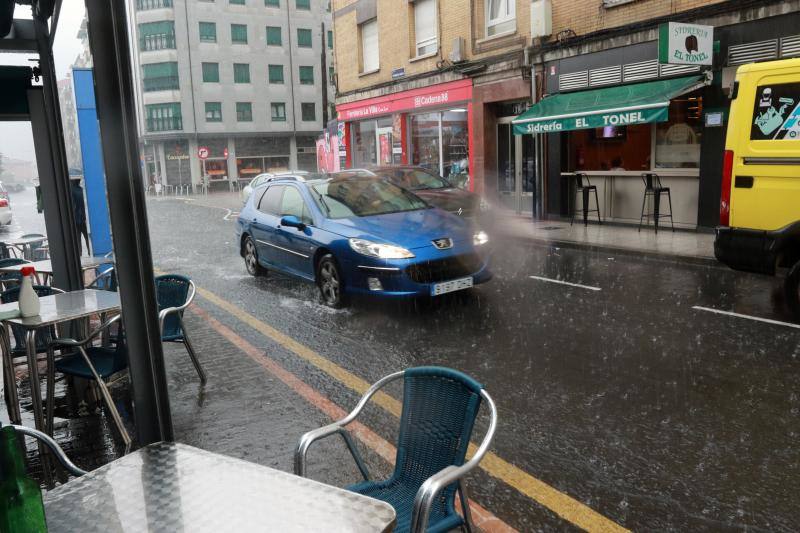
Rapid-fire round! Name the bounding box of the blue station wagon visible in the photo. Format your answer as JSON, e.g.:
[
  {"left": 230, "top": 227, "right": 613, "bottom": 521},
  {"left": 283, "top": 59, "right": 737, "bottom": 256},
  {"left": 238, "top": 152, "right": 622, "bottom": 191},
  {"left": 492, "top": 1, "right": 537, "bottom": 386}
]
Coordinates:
[{"left": 235, "top": 174, "right": 492, "bottom": 307}]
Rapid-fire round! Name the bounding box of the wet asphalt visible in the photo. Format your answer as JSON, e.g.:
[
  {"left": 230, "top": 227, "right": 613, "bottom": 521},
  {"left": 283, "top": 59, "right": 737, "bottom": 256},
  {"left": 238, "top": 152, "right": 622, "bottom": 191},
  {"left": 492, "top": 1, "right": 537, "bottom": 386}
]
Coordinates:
[{"left": 146, "top": 195, "right": 799, "bottom": 532}]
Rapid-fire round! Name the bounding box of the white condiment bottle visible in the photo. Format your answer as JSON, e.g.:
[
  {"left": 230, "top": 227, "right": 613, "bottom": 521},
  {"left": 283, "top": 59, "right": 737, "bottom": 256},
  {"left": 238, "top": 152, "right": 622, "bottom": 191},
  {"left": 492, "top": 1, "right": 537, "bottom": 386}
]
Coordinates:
[{"left": 18, "top": 266, "right": 40, "bottom": 318}]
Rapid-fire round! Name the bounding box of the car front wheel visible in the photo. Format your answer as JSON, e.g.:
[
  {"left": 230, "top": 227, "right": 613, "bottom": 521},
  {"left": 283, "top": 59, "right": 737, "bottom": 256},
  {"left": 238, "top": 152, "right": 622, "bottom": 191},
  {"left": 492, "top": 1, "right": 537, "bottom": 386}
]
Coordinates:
[
  {"left": 317, "top": 254, "right": 346, "bottom": 308},
  {"left": 243, "top": 236, "right": 264, "bottom": 276}
]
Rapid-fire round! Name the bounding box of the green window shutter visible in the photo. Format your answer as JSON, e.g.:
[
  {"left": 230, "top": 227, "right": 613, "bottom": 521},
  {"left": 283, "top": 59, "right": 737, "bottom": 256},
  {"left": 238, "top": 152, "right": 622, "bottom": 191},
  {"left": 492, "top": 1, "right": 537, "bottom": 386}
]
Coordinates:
[
  {"left": 199, "top": 22, "right": 217, "bottom": 42},
  {"left": 139, "top": 21, "right": 176, "bottom": 51},
  {"left": 266, "top": 26, "right": 282, "bottom": 46},
  {"left": 145, "top": 103, "right": 182, "bottom": 131},
  {"left": 142, "top": 62, "right": 179, "bottom": 91},
  {"left": 234, "top": 63, "right": 251, "bottom": 83},
  {"left": 301, "top": 102, "right": 315, "bottom": 121},
  {"left": 236, "top": 102, "right": 253, "bottom": 122},
  {"left": 230, "top": 0, "right": 245, "bottom": 4},
  {"left": 268, "top": 64, "right": 284, "bottom": 84},
  {"left": 327, "top": 30, "right": 333, "bottom": 49},
  {"left": 231, "top": 24, "right": 248, "bottom": 44},
  {"left": 297, "top": 28, "right": 312, "bottom": 48},
  {"left": 296, "top": 0, "right": 310, "bottom": 9},
  {"left": 136, "top": 0, "right": 173, "bottom": 10},
  {"left": 299, "top": 66, "right": 314, "bottom": 85},
  {"left": 202, "top": 62, "right": 220, "bottom": 82},
  {"left": 265, "top": 0, "right": 279, "bottom": 6},
  {"left": 328, "top": 66, "right": 334, "bottom": 83},
  {"left": 205, "top": 102, "right": 222, "bottom": 122},
  {"left": 271, "top": 103, "right": 286, "bottom": 121}
]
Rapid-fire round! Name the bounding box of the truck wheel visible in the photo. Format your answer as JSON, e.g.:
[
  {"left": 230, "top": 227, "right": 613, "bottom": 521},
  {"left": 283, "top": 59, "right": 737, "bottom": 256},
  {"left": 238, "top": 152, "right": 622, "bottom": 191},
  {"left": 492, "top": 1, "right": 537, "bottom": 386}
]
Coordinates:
[{"left": 785, "top": 260, "right": 800, "bottom": 320}]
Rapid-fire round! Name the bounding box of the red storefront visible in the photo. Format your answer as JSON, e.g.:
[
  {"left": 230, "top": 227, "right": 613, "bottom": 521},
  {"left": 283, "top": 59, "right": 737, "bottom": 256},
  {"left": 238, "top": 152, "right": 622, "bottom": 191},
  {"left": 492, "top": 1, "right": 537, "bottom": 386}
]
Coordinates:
[{"left": 337, "top": 79, "right": 475, "bottom": 190}]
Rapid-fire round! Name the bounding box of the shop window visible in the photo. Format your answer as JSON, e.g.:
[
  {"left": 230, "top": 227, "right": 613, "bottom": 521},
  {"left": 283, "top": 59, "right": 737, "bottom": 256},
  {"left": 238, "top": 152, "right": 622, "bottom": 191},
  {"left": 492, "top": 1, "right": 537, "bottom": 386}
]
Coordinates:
[
  {"left": 234, "top": 63, "right": 251, "bottom": 83},
  {"left": 271, "top": 102, "right": 287, "bottom": 122},
  {"left": 299, "top": 66, "right": 314, "bottom": 85},
  {"left": 205, "top": 102, "right": 223, "bottom": 122},
  {"left": 269, "top": 64, "right": 284, "bottom": 84},
  {"left": 485, "top": 0, "right": 515, "bottom": 37},
  {"left": 410, "top": 112, "right": 441, "bottom": 173},
  {"left": 231, "top": 23, "right": 248, "bottom": 44},
  {"left": 142, "top": 62, "right": 179, "bottom": 92},
  {"left": 655, "top": 93, "right": 703, "bottom": 169},
  {"left": 327, "top": 30, "right": 333, "bottom": 49},
  {"left": 301, "top": 103, "right": 316, "bottom": 121},
  {"left": 567, "top": 125, "right": 652, "bottom": 172},
  {"left": 236, "top": 102, "right": 253, "bottom": 122},
  {"left": 297, "top": 28, "right": 312, "bottom": 48},
  {"left": 199, "top": 22, "right": 217, "bottom": 42},
  {"left": 202, "top": 62, "right": 219, "bottom": 82},
  {"left": 266, "top": 26, "right": 282, "bottom": 46},
  {"left": 352, "top": 120, "right": 377, "bottom": 166},
  {"left": 139, "top": 21, "right": 176, "bottom": 51},
  {"left": 360, "top": 19, "right": 379, "bottom": 73},
  {"left": 145, "top": 103, "right": 182, "bottom": 132},
  {"left": 296, "top": 0, "right": 310, "bottom": 10},
  {"left": 413, "top": 0, "right": 437, "bottom": 57},
  {"left": 265, "top": 0, "right": 279, "bottom": 5},
  {"left": 441, "top": 109, "right": 469, "bottom": 187}
]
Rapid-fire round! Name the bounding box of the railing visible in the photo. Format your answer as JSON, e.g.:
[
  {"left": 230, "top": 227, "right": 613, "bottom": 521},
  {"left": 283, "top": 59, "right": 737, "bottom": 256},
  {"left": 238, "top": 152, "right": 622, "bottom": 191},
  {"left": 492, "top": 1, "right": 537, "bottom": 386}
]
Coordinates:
[
  {"left": 137, "top": 0, "right": 173, "bottom": 10},
  {"left": 143, "top": 76, "right": 180, "bottom": 92},
  {"left": 141, "top": 34, "right": 176, "bottom": 51},
  {"left": 146, "top": 116, "right": 183, "bottom": 132}
]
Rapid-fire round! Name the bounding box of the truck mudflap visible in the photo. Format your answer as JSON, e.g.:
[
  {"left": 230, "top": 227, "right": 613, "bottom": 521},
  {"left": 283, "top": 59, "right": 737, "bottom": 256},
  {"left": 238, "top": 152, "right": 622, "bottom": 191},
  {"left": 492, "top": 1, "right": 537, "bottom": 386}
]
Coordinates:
[{"left": 714, "top": 222, "right": 800, "bottom": 275}]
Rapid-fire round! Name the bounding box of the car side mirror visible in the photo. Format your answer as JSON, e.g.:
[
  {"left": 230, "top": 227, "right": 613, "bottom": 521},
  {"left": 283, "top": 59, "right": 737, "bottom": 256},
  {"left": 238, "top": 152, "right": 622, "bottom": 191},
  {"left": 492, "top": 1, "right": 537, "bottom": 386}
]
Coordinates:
[{"left": 280, "top": 215, "right": 306, "bottom": 230}]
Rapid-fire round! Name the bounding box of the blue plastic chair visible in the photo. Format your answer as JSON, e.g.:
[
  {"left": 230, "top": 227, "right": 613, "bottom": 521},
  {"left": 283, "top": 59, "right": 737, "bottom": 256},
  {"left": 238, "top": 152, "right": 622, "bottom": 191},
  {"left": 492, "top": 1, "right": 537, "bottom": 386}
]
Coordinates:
[
  {"left": 155, "top": 274, "right": 207, "bottom": 384},
  {"left": 0, "top": 258, "right": 30, "bottom": 290},
  {"left": 295, "top": 367, "right": 498, "bottom": 533},
  {"left": 49, "top": 314, "right": 131, "bottom": 451}
]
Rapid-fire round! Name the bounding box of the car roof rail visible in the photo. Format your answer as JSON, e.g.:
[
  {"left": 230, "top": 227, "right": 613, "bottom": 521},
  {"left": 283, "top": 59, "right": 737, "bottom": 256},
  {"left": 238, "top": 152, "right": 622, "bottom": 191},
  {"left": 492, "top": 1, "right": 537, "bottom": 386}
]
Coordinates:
[{"left": 265, "top": 174, "right": 306, "bottom": 183}]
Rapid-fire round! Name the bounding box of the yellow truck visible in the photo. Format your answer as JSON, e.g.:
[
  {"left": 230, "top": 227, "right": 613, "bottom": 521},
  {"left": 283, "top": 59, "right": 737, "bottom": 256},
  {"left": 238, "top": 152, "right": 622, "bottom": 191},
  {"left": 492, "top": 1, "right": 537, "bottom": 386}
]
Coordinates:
[{"left": 714, "top": 58, "right": 800, "bottom": 317}]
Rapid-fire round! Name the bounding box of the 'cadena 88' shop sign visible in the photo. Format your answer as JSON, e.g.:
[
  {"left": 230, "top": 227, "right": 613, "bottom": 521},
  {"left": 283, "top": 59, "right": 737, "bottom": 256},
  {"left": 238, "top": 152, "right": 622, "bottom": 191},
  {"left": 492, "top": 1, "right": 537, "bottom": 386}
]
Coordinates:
[
  {"left": 337, "top": 80, "right": 472, "bottom": 121},
  {"left": 513, "top": 107, "right": 668, "bottom": 134}
]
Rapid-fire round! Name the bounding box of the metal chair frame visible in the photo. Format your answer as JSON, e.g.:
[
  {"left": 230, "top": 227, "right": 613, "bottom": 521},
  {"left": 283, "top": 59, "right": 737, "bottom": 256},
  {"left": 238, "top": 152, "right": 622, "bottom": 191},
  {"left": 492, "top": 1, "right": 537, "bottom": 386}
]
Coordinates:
[
  {"left": 294, "top": 370, "right": 498, "bottom": 533},
  {"left": 570, "top": 173, "right": 602, "bottom": 226},
  {"left": 46, "top": 314, "right": 132, "bottom": 452},
  {"left": 8, "top": 424, "right": 87, "bottom": 478},
  {"left": 157, "top": 277, "right": 207, "bottom": 384},
  {"left": 638, "top": 172, "right": 675, "bottom": 233}
]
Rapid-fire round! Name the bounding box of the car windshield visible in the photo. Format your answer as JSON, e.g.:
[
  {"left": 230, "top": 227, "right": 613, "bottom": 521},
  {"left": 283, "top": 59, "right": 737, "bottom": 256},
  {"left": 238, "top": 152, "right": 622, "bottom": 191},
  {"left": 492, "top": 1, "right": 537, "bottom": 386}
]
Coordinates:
[
  {"left": 375, "top": 168, "right": 450, "bottom": 190},
  {"left": 311, "top": 178, "right": 428, "bottom": 218}
]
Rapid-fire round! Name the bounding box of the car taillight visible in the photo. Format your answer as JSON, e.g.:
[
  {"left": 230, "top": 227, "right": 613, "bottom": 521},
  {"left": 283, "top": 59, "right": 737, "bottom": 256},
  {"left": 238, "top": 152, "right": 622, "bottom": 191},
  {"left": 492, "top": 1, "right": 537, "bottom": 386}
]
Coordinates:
[
  {"left": 720, "top": 150, "right": 734, "bottom": 227},
  {"left": 0, "top": 199, "right": 9, "bottom": 208}
]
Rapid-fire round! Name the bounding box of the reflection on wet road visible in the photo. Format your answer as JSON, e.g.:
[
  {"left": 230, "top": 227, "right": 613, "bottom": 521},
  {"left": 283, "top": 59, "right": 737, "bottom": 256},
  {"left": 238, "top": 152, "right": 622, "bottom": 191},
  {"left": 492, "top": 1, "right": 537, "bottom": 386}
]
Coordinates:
[{"left": 149, "top": 196, "right": 799, "bottom": 532}]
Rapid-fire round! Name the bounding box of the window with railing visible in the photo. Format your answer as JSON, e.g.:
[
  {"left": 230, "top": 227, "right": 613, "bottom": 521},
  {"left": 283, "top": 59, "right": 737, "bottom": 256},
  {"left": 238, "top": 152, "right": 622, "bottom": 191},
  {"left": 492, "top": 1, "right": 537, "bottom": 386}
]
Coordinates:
[
  {"left": 205, "top": 102, "right": 223, "bottom": 122},
  {"left": 199, "top": 22, "right": 217, "bottom": 43},
  {"left": 266, "top": 26, "right": 282, "bottom": 46},
  {"left": 202, "top": 62, "right": 220, "bottom": 82},
  {"left": 269, "top": 64, "right": 284, "bottom": 84},
  {"left": 146, "top": 103, "right": 182, "bottom": 131},
  {"left": 299, "top": 66, "right": 314, "bottom": 85},
  {"left": 234, "top": 63, "right": 251, "bottom": 83},
  {"left": 296, "top": 0, "right": 310, "bottom": 10},
  {"left": 136, "top": 0, "right": 173, "bottom": 10},
  {"left": 271, "top": 102, "right": 286, "bottom": 122},
  {"left": 301, "top": 102, "right": 315, "bottom": 121},
  {"left": 237, "top": 102, "right": 253, "bottom": 122},
  {"left": 139, "top": 21, "right": 176, "bottom": 51},
  {"left": 142, "top": 62, "right": 179, "bottom": 92},
  {"left": 231, "top": 24, "right": 248, "bottom": 44},
  {"left": 297, "top": 28, "right": 312, "bottom": 48},
  {"left": 265, "top": 0, "right": 279, "bottom": 6}
]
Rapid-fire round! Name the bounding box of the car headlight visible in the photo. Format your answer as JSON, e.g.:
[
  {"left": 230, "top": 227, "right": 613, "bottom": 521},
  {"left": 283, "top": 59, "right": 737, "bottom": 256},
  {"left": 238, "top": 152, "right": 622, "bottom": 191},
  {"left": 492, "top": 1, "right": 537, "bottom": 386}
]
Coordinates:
[
  {"left": 473, "top": 230, "right": 489, "bottom": 246},
  {"left": 479, "top": 198, "right": 491, "bottom": 212},
  {"left": 349, "top": 238, "right": 415, "bottom": 259}
]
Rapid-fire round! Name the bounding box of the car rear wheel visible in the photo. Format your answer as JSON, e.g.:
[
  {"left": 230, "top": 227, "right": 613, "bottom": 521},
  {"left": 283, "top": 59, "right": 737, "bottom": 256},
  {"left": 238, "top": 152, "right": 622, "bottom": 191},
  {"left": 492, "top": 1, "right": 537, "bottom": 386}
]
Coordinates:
[
  {"left": 317, "top": 254, "right": 346, "bottom": 308},
  {"left": 785, "top": 260, "right": 800, "bottom": 320},
  {"left": 243, "top": 236, "right": 265, "bottom": 277}
]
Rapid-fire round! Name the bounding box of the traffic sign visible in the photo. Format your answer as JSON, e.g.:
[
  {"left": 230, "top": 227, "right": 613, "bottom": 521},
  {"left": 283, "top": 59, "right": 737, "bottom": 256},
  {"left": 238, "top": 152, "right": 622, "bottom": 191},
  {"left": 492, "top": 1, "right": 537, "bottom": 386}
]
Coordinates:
[{"left": 198, "top": 146, "right": 209, "bottom": 160}]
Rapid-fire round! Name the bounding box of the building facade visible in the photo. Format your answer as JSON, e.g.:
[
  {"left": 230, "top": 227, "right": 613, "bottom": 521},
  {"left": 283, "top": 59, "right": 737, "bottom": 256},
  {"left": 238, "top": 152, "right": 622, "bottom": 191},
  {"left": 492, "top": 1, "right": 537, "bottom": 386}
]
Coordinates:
[
  {"left": 332, "top": 0, "right": 535, "bottom": 212},
  {"left": 132, "top": 0, "right": 334, "bottom": 192},
  {"left": 525, "top": 0, "right": 800, "bottom": 228},
  {"left": 57, "top": 75, "right": 83, "bottom": 172}
]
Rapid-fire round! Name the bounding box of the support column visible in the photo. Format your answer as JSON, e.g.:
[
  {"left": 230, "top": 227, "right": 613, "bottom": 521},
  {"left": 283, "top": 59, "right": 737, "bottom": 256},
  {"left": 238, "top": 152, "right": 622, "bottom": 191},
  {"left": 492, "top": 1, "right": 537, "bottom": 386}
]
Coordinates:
[
  {"left": 85, "top": 0, "right": 174, "bottom": 445},
  {"left": 157, "top": 142, "right": 167, "bottom": 190},
  {"left": 227, "top": 137, "right": 237, "bottom": 191},
  {"left": 289, "top": 134, "right": 298, "bottom": 170},
  {"left": 188, "top": 137, "right": 200, "bottom": 193}
]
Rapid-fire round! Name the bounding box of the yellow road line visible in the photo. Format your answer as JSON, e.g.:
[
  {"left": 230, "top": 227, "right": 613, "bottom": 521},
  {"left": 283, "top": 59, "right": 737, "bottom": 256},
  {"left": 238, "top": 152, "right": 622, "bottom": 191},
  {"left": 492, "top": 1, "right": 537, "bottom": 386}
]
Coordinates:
[{"left": 195, "top": 285, "right": 629, "bottom": 533}]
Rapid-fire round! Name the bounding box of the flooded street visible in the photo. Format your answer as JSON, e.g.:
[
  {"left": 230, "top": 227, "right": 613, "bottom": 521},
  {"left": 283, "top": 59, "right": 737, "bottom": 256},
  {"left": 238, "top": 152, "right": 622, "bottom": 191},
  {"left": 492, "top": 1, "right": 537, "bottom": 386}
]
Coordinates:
[{"left": 148, "top": 195, "right": 799, "bottom": 532}]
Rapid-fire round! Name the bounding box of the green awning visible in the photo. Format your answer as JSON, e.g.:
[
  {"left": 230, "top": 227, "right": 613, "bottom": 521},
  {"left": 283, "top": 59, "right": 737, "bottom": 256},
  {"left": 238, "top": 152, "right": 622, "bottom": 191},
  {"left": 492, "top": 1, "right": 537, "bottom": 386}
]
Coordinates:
[{"left": 512, "top": 75, "right": 705, "bottom": 135}]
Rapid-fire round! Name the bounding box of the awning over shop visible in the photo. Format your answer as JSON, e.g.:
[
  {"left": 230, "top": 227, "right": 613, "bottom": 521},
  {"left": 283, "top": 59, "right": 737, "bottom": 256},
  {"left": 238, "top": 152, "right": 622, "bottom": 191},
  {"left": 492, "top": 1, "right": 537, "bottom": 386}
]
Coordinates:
[{"left": 512, "top": 75, "right": 706, "bottom": 135}]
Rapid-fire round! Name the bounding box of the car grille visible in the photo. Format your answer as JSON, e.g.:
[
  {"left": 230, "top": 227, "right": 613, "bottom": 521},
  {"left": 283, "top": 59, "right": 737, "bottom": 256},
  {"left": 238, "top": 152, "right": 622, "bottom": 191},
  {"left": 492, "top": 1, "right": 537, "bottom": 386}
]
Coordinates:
[{"left": 406, "top": 253, "right": 483, "bottom": 284}]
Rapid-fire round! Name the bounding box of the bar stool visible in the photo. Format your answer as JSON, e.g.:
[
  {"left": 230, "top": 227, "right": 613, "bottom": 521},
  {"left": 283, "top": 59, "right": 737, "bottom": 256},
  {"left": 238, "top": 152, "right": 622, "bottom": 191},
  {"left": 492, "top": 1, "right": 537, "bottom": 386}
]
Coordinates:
[
  {"left": 570, "top": 173, "right": 601, "bottom": 226},
  {"left": 638, "top": 173, "right": 674, "bottom": 233}
]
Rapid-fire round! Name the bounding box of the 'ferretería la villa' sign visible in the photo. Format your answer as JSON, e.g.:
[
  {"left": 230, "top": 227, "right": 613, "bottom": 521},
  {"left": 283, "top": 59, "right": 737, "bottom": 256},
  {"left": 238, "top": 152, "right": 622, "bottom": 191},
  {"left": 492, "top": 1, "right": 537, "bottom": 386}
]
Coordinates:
[{"left": 659, "top": 22, "right": 714, "bottom": 66}]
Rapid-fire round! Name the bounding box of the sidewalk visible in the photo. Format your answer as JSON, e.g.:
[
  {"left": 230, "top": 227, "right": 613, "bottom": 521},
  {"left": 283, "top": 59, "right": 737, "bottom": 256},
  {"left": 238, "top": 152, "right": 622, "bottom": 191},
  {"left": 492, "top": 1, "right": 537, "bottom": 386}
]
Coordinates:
[{"left": 496, "top": 214, "right": 717, "bottom": 265}]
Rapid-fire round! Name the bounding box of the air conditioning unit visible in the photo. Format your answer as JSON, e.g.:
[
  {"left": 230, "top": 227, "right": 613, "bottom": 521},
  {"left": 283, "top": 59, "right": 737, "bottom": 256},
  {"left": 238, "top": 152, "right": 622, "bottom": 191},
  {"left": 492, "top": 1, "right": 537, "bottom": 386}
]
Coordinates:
[
  {"left": 450, "top": 37, "right": 465, "bottom": 63},
  {"left": 530, "top": 0, "right": 552, "bottom": 39}
]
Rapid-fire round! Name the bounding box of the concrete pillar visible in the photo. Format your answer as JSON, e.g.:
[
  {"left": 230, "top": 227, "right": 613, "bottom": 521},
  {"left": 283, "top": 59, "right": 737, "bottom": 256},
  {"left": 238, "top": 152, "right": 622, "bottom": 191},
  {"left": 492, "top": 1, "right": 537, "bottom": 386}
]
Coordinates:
[
  {"left": 289, "top": 134, "right": 298, "bottom": 170},
  {"left": 157, "top": 142, "right": 167, "bottom": 189},
  {"left": 188, "top": 137, "right": 200, "bottom": 193},
  {"left": 227, "top": 136, "right": 237, "bottom": 191}
]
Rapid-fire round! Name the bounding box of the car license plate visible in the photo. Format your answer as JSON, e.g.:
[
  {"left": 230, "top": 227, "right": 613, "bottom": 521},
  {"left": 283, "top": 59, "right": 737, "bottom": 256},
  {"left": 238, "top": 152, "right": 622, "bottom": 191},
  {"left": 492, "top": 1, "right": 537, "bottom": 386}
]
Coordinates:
[{"left": 431, "top": 276, "right": 473, "bottom": 296}]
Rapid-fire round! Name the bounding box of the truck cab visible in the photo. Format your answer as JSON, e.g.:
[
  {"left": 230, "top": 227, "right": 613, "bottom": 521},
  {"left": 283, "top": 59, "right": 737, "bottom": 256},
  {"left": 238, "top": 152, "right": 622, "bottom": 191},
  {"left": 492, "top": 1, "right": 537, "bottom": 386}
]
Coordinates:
[{"left": 714, "top": 58, "right": 800, "bottom": 317}]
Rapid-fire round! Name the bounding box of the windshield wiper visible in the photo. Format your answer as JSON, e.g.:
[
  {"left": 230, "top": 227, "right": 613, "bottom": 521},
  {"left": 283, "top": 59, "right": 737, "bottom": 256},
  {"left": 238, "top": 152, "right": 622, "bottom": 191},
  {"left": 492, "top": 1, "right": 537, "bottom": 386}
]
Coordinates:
[{"left": 313, "top": 189, "right": 332, "bottom": 214}]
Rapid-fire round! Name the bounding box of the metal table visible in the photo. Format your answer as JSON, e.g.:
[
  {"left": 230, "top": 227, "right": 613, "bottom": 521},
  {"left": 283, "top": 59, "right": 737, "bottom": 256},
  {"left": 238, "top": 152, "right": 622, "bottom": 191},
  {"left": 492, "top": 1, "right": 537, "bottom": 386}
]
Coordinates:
[
  {"left": 44, "top": 442, "right": 397, "bottom": 532},
  {"left": 0, "top": 289, "right": 120, "bottom": 428},
  {"left": 0, "top": 256, "right": 114, "bottom": 285},
  {"left": 4, "top": 235, "right": 48, "bottom": 260}
]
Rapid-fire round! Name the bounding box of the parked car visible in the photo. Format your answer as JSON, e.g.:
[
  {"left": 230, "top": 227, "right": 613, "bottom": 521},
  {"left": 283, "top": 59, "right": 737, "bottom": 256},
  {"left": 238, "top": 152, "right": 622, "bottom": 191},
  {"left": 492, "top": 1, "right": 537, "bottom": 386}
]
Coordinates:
[
  {"left": 714, "top": 58, "right": 800, "bottom": 317},
  {"left": 366, "top": 166, "right": 493, "bottom": 228},
  {"left": 235, "top": 174, "right": 492, "bottom": 307},
  {"left": 240, "top": 173, "right": 274, "bottom": 203}
]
